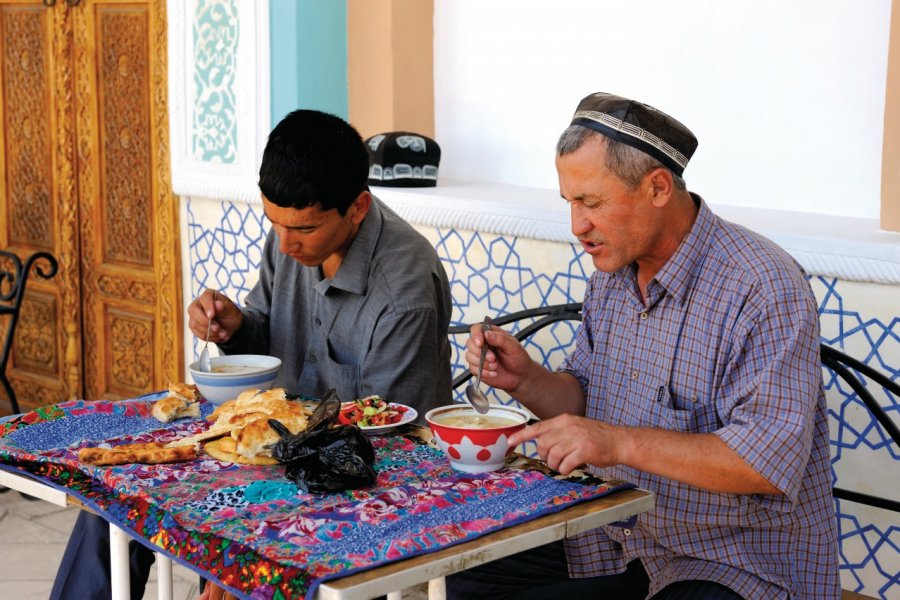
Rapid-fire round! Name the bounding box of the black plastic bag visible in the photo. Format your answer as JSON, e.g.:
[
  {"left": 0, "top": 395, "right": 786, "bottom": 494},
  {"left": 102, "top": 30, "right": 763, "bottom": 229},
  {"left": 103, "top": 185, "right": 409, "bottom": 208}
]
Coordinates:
[{"left": 269, "top": 389, "right": 377, "bottom": 493}]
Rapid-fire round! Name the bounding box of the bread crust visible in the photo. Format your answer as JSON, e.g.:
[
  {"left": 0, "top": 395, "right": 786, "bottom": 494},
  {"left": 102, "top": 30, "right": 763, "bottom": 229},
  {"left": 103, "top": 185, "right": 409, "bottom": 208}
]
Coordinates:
[
  {"left": 204, "top": 437, "right": 279, "bottom": 466},
  {"left": 152, "top": 383, "right": 201, "bottom": 423},
  {"left": 78, "top": 442, "right": 198, "bottom": 466}
]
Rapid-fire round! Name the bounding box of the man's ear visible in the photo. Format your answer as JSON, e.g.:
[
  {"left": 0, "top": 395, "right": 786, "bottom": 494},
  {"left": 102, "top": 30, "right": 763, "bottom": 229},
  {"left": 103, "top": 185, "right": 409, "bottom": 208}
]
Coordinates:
[
  {"left": 351, "top": 191, "right": 372, "bottom": 224},
  {"left": 646, "top": 168, "right": 674, "bottom": 207}
]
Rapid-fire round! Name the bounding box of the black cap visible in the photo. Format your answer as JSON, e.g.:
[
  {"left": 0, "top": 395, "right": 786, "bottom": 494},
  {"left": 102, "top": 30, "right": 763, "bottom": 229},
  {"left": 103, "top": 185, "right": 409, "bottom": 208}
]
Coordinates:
[
  {"left": 365, "top": 132, "right": 441, "bottom": 187},
  {"left": 570, "top": 92, "right": 698, "bottom": 176}
]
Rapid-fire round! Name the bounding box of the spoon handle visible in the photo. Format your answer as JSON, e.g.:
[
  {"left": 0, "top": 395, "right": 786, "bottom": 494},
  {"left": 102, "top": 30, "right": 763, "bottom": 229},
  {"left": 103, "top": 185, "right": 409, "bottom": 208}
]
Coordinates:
[{"left": 475, "top": 316, "right": 493, "bottom": 387}]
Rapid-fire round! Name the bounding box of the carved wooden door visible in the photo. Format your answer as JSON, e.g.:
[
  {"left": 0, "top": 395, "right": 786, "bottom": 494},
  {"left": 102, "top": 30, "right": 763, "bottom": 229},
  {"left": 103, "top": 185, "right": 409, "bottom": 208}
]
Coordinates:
[{"left": 0, "top": 0, "right": 182, "bottom": 413}]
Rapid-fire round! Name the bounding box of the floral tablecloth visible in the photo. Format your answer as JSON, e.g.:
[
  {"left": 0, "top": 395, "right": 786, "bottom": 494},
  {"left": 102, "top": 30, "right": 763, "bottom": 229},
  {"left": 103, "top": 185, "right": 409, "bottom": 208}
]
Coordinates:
[{"left": 0, "top": 395, "right": 635, "bottom": 599}]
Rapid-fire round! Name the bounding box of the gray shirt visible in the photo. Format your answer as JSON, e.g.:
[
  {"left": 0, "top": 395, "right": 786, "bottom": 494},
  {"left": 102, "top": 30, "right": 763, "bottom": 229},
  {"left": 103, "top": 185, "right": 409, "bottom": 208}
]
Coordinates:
[{"left": 220, "top": 197, "right": 452, "bottom": 418}]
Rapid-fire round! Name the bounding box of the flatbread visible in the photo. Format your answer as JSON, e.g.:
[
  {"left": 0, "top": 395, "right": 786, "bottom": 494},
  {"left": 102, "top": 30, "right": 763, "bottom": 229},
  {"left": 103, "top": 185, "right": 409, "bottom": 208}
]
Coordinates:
[
  {"left": 168, "top": 382, "right": 198, "bottom": 402},
  {"left": 152, "top": 382, "right": 201, "bottom": 423},
  {"left": 164, "top": 388, "right": 312, "bottom": 461},
  {"left": 163, "top": 423, "right": 240, "bottom": 448},
  {"left": 152, "top": 397, "right": 200, "bottom": 423},
  {"left": 208, "top": 388, "right": 295, "bottom": 423},
  {"left": 79, "top": 442, "right": 199, "bottom": 466},
  {"left": 234, "top": 411, "right": 308, "bottom": 458},
  {"left": 204, "top": 437, "right": 278, "bottom": 466}
]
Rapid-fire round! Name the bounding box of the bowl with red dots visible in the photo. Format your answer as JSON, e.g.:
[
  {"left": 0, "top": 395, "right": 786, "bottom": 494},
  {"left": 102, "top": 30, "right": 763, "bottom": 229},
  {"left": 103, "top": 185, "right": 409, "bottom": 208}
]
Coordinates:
[{"left": 424, "top": 404, "right": 530, "bottom": 473}]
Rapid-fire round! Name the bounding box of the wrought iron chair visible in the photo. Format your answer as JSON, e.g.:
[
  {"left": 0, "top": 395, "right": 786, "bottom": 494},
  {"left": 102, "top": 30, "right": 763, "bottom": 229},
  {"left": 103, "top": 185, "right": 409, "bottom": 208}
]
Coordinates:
[
  {"left": 448, "top": 302, "right": 584, "bottom": 391},
  {"left": 0, "top": 249, "right": 59, "bottom": 415},
  {"left": 822, "top": 343, "right": 900, "bottom": 514},
  {"left": 449, "top": 302, "right": 899, "bottom": 599}
]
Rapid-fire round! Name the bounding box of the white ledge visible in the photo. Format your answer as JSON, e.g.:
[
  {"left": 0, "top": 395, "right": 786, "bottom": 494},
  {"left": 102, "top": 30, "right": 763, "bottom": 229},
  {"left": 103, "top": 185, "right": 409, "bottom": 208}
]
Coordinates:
[{"left": 375, "top": 180, "right": 900, "bottom": 285}]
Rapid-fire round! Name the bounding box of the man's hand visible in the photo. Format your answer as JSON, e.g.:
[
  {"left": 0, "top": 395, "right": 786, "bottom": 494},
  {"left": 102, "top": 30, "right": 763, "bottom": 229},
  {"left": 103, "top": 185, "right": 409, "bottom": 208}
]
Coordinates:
[
  {"left": 466, "top": 323, "right": 586, "bottom": 419},
  {"left": 508, "top": 414, "right": 622, "bottom": 475},
  {"left": 465, "top": 323, "right": 535, "bottom": 394},
  {"left": 187, "top": 289, "right": 243, "bottom": 344},
  {"left": 509, "top": 415, "right": 783, "bottom": 494}
]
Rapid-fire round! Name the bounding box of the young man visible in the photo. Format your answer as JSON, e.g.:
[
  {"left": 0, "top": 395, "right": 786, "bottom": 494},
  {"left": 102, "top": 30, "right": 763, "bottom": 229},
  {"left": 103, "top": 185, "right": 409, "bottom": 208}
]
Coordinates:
[
  {"left": 52, "top": 110, "right": 453, "bottom": 600},
  {"left": 449, "top": 92, "right": 839, "bottom": 600}
]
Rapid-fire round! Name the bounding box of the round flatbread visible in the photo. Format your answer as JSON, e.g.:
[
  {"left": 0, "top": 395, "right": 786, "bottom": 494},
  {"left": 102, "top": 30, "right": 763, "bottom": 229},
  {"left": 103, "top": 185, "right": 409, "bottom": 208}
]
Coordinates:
[{"left": 204, "top": 437, "right": 278, "bottom": 466}]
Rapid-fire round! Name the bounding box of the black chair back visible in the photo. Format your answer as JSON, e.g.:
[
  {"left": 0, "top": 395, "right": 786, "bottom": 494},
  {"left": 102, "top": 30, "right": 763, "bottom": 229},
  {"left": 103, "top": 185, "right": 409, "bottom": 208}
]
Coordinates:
[
  {"left": 0, "top": 250, "right": 59, "bottom": 414},
  {"left": 822, "top": 343, "right": 900, "bottom": 513}
]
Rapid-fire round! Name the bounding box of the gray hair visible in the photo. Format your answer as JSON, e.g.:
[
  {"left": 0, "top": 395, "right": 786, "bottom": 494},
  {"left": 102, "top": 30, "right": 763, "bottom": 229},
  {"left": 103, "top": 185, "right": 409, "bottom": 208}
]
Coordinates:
[{"left": 556, "top": 125, "right": 687, "bottom": 191}]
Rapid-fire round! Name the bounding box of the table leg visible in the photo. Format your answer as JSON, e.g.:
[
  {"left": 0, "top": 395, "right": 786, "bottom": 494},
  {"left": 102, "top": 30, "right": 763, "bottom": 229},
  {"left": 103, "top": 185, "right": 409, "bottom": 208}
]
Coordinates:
[
  {"left": 428, "top": 577, "right": 447, "bottom": 600},
  {"left": 157, "top": 553, "right": 174, "bottom": 600},
  {"left": 109, "top": 524, "right": 131, "bottom": 600}
]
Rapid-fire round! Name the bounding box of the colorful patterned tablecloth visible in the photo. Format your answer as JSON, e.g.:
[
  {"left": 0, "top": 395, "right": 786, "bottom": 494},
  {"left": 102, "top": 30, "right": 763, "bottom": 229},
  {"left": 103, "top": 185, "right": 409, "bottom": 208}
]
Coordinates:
[{"left": 0, "top": 395, "right": 636, "bottom": 599}]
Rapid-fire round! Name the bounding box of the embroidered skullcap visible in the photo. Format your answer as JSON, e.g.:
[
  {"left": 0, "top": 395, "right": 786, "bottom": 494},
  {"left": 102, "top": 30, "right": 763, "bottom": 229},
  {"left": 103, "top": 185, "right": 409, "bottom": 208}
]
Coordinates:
[
  {"left": 365, "top": 131, "right": 441, "bottom": 187},
  {"left": 570, "top": 92, "right": 698, "bottom": 176}
]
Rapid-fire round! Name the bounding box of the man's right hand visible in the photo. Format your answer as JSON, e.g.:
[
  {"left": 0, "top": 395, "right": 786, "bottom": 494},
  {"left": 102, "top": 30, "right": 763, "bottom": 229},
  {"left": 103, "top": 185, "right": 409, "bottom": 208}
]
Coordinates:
[
  {"left": 465, "top": 323, "right": 535, "bottom": 394},
  {"left": 466, "top": 321, "right": 586, "bottom": 420},
  {"left": 187, "top": 289, "right": 243, "bottom": 344}
]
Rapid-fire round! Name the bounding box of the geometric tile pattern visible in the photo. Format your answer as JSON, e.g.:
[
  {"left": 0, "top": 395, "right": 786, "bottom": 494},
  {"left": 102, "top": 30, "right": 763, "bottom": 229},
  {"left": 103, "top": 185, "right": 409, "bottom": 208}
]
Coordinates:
[
  {"left": 191, "top": 0, "right": 239, "bottom": 162},
  {"left": 185, "top": 198, "right": 267, "bottom": 359},
  {"left": 811, "top": 276, "right": 900, "bottom": 599},
  {"left": 184, "top": 199, "right": 900, "bottom": 599}
]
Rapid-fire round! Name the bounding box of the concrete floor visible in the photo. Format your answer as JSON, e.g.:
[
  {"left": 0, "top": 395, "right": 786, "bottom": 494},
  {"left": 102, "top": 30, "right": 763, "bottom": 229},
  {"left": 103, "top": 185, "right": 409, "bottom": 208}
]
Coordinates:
[{"left": 0, "top": 488, "right": 428, "bottom": 599}]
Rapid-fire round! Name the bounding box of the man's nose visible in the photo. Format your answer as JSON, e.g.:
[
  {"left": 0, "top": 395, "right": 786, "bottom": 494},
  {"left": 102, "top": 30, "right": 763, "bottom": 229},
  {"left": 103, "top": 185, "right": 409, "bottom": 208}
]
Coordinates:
[
  {"left": 276, "top": 228, "right": 296, "bottom": 255},
  {"left": 570, "top": 204, "right": 591, "bottom": 236}
]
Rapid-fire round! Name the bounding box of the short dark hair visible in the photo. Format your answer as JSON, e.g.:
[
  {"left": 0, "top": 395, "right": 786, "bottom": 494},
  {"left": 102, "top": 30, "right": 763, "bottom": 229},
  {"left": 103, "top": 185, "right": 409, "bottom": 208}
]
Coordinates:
[{"left": 258, "top": 110, "right": 369, "bottom": 214}]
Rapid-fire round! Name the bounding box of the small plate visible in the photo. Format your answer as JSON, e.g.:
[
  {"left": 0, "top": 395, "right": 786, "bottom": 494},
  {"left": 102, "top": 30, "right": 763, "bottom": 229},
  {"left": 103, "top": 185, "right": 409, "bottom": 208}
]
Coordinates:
[{"left": 356, "top": 403, "right": 418, "bottom": 435}]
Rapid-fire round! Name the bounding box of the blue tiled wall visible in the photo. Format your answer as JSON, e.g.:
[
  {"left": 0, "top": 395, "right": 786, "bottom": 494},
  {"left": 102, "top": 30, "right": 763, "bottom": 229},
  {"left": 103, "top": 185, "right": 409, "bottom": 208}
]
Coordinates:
[{"left": 186, "top": 197, "right": 900, "bottom": 599}]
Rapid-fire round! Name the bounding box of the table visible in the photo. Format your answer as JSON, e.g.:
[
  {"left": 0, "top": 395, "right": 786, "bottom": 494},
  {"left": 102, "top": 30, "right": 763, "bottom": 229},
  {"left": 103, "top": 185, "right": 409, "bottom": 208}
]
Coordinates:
[
  {"left": 0, "top": 468, "right": 177, "bottom": 600},
  {"left": 0, "top": 399, "right": 655, "bottom": 600},
  {"left": 316, "top": 487, "right": 653, "bottom": 600},
  {"left": 0, "top": 466, "right": 652, "bottom": 600}
]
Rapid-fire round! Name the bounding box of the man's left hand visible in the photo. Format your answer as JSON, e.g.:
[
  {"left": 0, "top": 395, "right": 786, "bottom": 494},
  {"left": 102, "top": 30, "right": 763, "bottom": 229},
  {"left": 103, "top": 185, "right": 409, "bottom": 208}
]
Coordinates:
[{"left": 508, "top": 414, "right": 622, "bottom": 475}]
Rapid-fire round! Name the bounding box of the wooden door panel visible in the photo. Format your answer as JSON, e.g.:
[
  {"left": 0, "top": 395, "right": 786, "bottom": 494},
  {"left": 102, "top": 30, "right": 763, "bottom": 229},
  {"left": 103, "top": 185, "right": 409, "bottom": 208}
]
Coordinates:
[
  {"left": 1, "top": 4, "right": 54, "bottom": 249},
  {"left": 0, "top": 0, "right": 80, "bottom": 411},
  {"left": 104, "top": 306, "right": 155, "bottom": 397},
  {"left": 75, "top": 0, "right": 181, "bottom": 400},
  {"left": 0, "top": 0, "right": 179, "bottom": 413}
]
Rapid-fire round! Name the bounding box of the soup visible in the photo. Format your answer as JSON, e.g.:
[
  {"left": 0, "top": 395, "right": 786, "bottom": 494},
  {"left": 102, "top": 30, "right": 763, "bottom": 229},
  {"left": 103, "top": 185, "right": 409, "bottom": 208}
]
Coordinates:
[
  {"left": 211, "top": 365, "right": 257, "bottom": 374},
  {"left": 437, "top": 414, "right": 521, "bottom": 428}
]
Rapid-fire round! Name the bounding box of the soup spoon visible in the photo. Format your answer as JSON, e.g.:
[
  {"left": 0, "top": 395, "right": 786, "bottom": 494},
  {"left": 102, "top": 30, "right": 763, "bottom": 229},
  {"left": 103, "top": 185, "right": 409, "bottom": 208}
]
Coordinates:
[
  {"left": 199, "top": 317, "right": 212, "bottom": 372},
  {"left": 464, "top": 316, "right": 494, "bottom": 414}
]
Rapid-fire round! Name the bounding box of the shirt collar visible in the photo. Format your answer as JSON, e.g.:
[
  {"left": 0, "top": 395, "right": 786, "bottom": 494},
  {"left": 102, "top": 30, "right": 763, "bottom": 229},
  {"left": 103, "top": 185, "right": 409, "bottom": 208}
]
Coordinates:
[
  {"left": 651, "top": 193, "right": 715, "bottom": 305},
  {"left": 317, "top": 195, "right": 383, "bottom": 296}
]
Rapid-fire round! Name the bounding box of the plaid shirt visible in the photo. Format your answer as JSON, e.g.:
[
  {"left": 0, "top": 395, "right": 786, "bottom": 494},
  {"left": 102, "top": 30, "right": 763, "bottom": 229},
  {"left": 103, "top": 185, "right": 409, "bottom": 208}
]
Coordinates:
[{"left": 560, "top": 197, "right": 840, "bottom": 600}]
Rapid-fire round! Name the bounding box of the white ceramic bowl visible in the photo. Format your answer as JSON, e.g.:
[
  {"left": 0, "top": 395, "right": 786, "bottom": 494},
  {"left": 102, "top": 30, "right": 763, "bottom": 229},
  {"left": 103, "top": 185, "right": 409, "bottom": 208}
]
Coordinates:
[
  {"left": 188, "top": 354, "right": 282, "bottom": 405},
  {"left": 425, "top": 404, "right": 530, "bottom": 473}
]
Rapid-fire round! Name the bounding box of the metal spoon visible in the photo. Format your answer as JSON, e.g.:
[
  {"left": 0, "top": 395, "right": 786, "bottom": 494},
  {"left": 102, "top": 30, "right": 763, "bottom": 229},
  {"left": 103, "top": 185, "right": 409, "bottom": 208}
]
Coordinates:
[
  {"left": 464, "top": 316, "right": 494, "bottom": 414},
  {"left": 199, "top": 316, "right": 212, "bottom": 372}
]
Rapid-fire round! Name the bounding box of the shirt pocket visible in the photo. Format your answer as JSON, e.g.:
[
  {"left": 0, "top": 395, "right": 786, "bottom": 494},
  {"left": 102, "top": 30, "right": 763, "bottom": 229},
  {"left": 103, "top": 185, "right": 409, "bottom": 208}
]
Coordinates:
[
  {"left": 321, "top": 340, "right": 361, "bottom": 389},
  {"left": 657, "top": 387, "right": 720, "bottom": 433}
]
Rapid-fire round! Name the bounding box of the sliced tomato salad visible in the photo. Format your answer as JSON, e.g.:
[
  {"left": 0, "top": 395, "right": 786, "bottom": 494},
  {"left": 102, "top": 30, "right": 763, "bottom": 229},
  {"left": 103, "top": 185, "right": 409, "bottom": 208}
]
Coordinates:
[{"left": 339, "top": 395, "right": 408, "bottom": 427}]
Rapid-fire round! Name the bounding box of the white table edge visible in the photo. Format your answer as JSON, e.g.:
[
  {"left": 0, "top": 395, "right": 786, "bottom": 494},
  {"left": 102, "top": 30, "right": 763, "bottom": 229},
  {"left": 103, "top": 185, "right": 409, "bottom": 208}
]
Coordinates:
[
  {"left": 315, "top": 490, "right": 655, "bottom": 600},
  {"left": 0, "top": 467, "right": 173, "bottom": 600}
]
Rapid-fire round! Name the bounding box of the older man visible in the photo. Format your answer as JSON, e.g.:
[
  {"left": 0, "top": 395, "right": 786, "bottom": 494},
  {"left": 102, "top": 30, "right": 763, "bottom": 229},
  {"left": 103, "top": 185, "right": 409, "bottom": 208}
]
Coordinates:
[{"left": 449, "top": 92, "right": 839, "bottom": 600}]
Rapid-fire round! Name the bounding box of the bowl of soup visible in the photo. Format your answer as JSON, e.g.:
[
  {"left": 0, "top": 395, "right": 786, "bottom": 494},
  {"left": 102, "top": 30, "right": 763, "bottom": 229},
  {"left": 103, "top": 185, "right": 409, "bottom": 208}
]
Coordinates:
[
  {"left": 424, "top": 404, "right": 530, "bottom": 473},
  {"left": 188, "top": 354, "right": 282, "bottom": 405}
]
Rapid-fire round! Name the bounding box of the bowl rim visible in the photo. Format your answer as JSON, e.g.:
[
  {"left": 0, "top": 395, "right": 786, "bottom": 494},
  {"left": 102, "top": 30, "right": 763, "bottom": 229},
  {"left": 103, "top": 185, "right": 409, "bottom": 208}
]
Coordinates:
[
  {"left": 425, "top": 404, "right": 530, "bottom": 430},
  {"left": 188, "top": 354, "right": 282, "bottom": 378}
]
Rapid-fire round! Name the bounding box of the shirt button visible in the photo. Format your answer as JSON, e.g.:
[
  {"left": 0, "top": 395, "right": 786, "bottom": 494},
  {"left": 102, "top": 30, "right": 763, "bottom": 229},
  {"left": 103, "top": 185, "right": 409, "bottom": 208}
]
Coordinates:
[
  {"left": 623, "top": 528, "right": 632, "bottom": 536},
  {"left": 315, "top": 318, "right": 322, "bottom": 326},
  {"left": 639, "top": 312, "right": 648, "bottom": 320},
  {"left": 631, "top": 371, "right": 638, "bottom": 380},
  {"left": 309, "top": 355, "right": 317, "bottom": 363}
]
